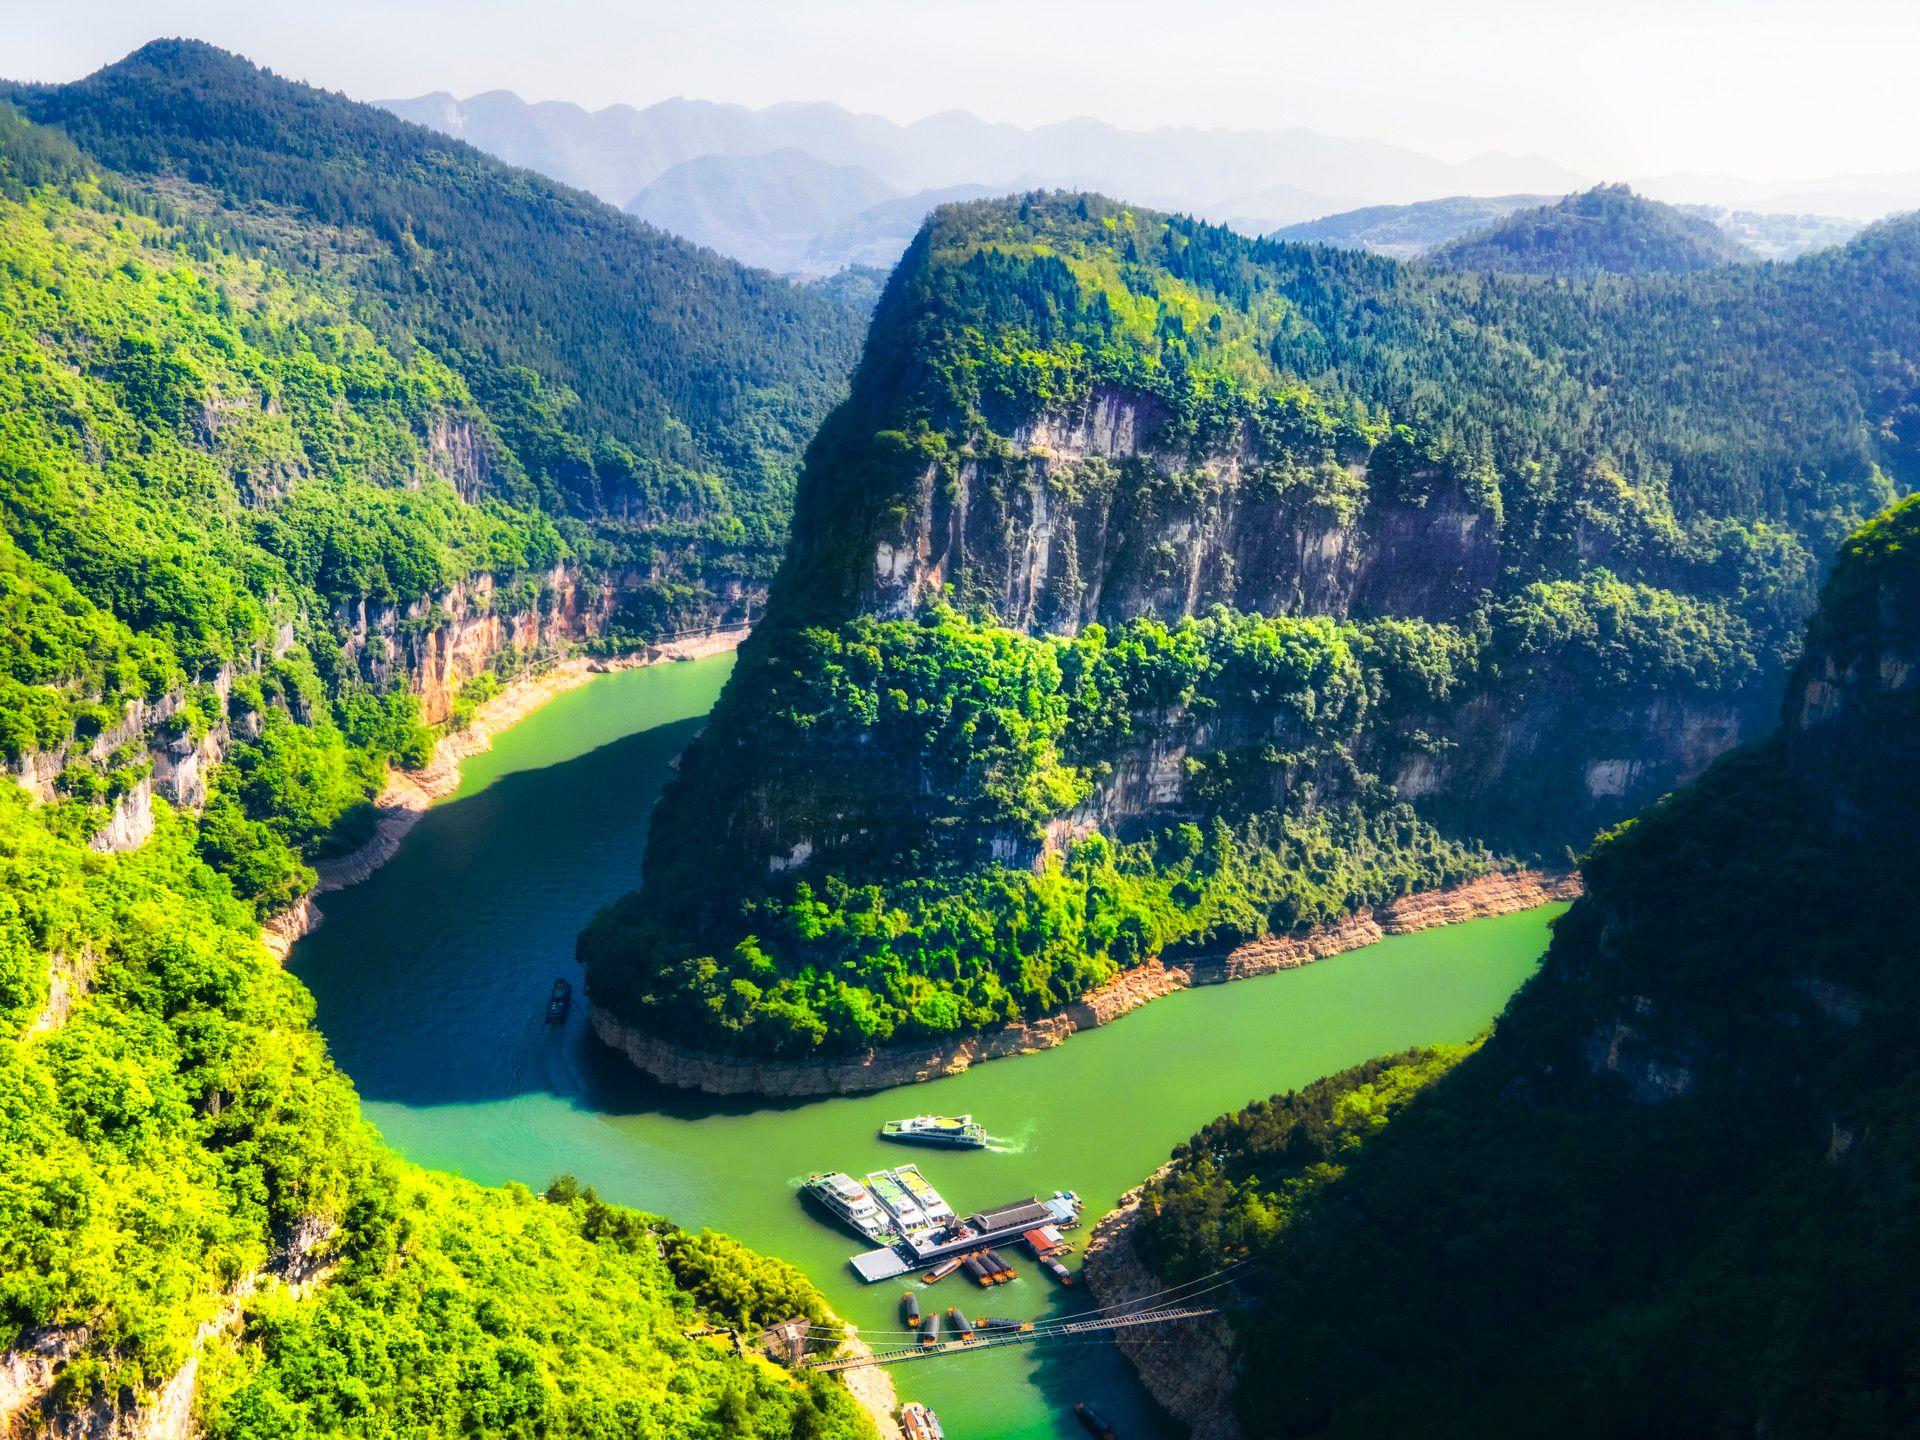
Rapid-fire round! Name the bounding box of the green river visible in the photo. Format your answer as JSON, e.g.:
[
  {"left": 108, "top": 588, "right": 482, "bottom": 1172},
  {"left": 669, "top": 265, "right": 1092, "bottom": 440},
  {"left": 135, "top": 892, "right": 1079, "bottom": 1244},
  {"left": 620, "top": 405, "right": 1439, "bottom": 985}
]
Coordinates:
[{"left": 290, "top": 654, "right": 1564, "bottom": 1439}]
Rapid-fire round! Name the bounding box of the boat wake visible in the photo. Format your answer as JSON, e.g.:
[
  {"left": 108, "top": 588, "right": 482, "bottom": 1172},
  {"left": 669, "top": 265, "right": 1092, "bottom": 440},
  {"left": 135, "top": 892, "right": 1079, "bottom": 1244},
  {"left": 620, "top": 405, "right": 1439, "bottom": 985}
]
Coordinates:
[{"left": 982, "top": 1122, "right": 1035, "bottom": 1154}]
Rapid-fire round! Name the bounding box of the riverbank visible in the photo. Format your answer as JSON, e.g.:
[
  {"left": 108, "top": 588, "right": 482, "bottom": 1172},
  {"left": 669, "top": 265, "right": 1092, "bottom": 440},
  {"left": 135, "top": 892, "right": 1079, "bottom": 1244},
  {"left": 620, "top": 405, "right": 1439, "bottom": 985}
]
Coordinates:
[
  {"left": 260, "top": 627, "right": 747, "bottom": 959},
  {"left": 1082, "top": 1174, "right": 1244, "bottom": 1440},
  {"left": 590, "top": 868, "right": 1584, "bottom": 1096}
]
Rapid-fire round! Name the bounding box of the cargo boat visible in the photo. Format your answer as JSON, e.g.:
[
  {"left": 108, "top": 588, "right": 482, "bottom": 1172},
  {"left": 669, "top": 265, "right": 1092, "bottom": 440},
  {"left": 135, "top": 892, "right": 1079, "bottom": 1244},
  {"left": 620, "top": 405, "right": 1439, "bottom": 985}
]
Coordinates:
[
  {"left": 901, "top": 1402, "right": 945, "bottom": 1440},
  {"left": 802, "top": 1172, "right": 896, "bottom": 1244},
  {"left": 881, "top": 1113, "right": 989, "bottom": 1149}
]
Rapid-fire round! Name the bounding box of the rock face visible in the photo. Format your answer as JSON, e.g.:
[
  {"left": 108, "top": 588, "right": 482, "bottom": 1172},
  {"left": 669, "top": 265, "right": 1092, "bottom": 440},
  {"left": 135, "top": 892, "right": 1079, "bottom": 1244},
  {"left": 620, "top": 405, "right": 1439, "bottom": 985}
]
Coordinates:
[
  {"left": 7, "top": 560, "right": 744, "bottom": 856},
  {"left": 591, "top": 869, "right": 1581, "bottom": 1096},
  {"left": 1082, "top": 1179, "right": 1245, "bottom": 1440},
  {"left": 1783, "top": 510, "right": 1920, "bottom": 845},
  {"left": 1, "top": 1221, "right": 334, "bottom": 1440},
  {"left": 865, "top": 391, "right": 1498, "bottom": 634}
]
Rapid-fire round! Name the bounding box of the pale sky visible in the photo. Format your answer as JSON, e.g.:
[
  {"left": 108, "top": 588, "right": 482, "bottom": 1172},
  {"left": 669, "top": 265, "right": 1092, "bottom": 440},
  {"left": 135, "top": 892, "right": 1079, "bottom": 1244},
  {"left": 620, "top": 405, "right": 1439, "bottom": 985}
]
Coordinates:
[{"left": 3, "top": 0, "right": 1916, "bottom": 182}]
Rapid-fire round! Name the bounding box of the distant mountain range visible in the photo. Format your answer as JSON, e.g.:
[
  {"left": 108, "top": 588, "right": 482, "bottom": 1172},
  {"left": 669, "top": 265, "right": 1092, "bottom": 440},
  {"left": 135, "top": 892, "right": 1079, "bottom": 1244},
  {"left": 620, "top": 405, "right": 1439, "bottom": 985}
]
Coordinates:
[
  {"left": 379, "top": 90, "right": 1581, "bottom": 272},
  {"left": 379, "top": 89, "right": 1897, "bottom": 275}
]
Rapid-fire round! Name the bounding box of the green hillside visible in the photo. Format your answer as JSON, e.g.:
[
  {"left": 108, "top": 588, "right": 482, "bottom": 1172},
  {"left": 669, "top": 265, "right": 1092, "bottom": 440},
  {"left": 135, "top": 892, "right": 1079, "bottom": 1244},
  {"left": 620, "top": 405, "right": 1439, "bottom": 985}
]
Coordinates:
[
  {"left": 1128, "top": 495, "right": 1920, "bottom": 1437},
  {"left": 581, "top": 191, "right": 1918, "bottom": 1066},
  {"left": 8, "top": 40, "right": 868, "bottom": 611},
  {"left": 1428, "top": 183, "right": 1756, "bottom": 276},
  {"left": 0, "top": 92, "right": 873, "bottom": 1437}
]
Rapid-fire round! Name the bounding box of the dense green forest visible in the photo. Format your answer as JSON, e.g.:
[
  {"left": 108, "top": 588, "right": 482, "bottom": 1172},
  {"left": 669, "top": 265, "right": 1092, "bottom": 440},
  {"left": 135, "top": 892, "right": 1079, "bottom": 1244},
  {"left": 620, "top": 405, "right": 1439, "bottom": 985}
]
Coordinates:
[
  {"left": 1129, "top": 496, "right": 1920, "bottom": 1437},
  {"left": 0, "top": 89, "right": 875, "bottom": 1435},
  {"left": 0, "top": 105, "right": 551, "bottom": 906},
  {"left": 584, "top": 189, "right": 1918, "bottom": 1061},
  {"left": 1426, "top": 183, "right": 1757, "bottom": 275},
  {"left": 7, "top": 40, "right": 868, "bottom": 608},
  {"left": 0, "top": 781, "right": 874, "bottom": 1437}
]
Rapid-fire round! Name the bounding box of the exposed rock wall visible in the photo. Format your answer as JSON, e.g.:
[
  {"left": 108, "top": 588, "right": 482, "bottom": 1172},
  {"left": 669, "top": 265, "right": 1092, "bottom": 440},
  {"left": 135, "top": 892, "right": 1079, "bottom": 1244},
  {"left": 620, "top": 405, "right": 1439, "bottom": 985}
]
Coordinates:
[
  {"left": 865, "top": 391, "right": 1498, "bottom": 634},
  {"left": 8, "top": 560, "right": 752, "bottom": 855},
  {"left": 592, "top": 869, "right": 1582, "bottom": 1097},
  {"left": 1082, "top": 1178, "right": 1245, "bottom": 1440}
]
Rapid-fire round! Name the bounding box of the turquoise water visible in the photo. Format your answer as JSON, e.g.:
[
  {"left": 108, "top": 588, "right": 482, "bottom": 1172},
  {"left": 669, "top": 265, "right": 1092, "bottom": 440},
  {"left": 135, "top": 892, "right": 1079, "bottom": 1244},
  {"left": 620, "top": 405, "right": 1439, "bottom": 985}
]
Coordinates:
[{"left": 290, "top": 654, "right": 1561, "bottom": 1438}]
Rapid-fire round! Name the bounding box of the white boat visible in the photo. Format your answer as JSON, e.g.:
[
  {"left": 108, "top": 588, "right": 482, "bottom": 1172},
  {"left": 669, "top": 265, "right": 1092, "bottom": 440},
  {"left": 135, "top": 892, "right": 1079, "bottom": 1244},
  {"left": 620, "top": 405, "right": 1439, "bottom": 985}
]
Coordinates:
[
  {"left": 802, "top": 1171, "right": 895, "bottom": 1243},
  {"left": 881, "top": 1113, "right": 989, "bottom": 1148},
  {"left": 865, "top": 1167, "right": 930, "bottom": 1231}
]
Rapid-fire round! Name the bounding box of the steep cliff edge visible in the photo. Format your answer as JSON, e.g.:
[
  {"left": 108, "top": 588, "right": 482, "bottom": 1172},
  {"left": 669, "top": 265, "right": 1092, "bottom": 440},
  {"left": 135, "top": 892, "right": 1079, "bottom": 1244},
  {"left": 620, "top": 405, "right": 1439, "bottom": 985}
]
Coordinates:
[
  {"left": 582, "top": 192, "right": 1920, "bottom": 1083},
  {"left": 1104, "top": 496, "right": 1920, "bottom": 1438}
]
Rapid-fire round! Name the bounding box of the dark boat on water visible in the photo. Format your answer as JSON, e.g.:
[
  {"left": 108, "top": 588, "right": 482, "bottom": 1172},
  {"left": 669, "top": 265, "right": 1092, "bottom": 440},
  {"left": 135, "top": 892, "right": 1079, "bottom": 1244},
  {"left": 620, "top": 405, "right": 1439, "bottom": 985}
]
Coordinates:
[
  {"left": 1076, "top": 1402, "right": 1118, "bottom": 1439},
  {"left": 547, "top": 979, "right": 572, "bottom": 1024}
]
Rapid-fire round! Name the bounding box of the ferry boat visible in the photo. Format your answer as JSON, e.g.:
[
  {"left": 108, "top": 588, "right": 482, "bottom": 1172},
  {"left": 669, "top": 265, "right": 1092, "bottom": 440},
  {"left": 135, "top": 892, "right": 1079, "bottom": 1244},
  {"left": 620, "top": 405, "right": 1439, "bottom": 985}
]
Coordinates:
[
  {"left": 881, "top": 1113, "right": 988, "bottom": 1149},
  {"left": 865, "top": 1168, "right": 930, "bottom": 1232},
  {"left": 894, "top": 1165, "right": 957, "bottom": 1225},
  {"left": 801, "top": 1172, "right": 895, "bottom": 1243},
  {"left": 901, "top": 1403, "right": 945, "bottom": 1440}
]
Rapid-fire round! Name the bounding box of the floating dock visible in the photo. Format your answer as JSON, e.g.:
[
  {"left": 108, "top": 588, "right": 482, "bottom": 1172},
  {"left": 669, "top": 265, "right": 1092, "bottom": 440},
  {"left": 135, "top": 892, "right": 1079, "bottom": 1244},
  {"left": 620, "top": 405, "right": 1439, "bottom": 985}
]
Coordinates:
[{"left": 849, "top": 1187, "right": 1082, "bottom": 1282}]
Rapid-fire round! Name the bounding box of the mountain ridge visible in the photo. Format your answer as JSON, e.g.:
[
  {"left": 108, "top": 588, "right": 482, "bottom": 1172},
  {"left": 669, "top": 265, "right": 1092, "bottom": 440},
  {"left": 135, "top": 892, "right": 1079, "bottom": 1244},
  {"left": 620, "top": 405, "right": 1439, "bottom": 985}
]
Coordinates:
[{"left": 576, "top": 190, "right": 1918, "bottom": 1076}]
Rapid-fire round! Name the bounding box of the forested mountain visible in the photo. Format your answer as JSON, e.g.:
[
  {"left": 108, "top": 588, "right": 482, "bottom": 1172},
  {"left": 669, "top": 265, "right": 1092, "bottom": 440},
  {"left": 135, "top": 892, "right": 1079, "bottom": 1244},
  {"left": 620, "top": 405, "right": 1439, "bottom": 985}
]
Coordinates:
[
  {"left": 7, "top": 40, "right": 868, "bottom": 623},
  {"left": 1276, "top": 191, "right": 1861, "bottom": 263},
  {"left": 1125, "top": 495, "right": 1920, "bottom": 1437},
  {"left": 1429, "top": 183, "right": 1756, "bottom": 275},
  {"left": 0, "top": 100, "right": 875, "bottom": 1438},
  {"left": 580, "top": 190, "right": 1919, "bottom": 1069},
  {"left": 1270, "top": 193, "right": 1552, "bottom": 257}
]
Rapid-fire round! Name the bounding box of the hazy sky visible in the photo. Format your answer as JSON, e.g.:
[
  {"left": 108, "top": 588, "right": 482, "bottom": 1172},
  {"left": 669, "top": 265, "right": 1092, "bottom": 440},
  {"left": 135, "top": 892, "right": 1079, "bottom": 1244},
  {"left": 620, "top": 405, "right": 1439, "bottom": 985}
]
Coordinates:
[{"left": 4, "top": 0, "right": 1916, "bottom": 181}]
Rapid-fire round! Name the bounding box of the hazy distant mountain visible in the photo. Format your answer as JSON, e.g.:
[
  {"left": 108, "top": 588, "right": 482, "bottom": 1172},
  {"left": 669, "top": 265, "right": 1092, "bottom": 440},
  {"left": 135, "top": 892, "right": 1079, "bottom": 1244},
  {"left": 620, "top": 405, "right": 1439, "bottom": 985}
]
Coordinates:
[
  {"left": 379, "top": 90, "right": 1587, "bottom": 220},
  {"left": 624, "top": 149, "right": 898, "bottom": 272},
  {"left": 1428, "top": 185, "right": 1756, "bottom": 276},
  {"left": 1674, "top": 205, "right": 1863, "bottom": 261},
  {"left": 798, "top": 182, "right": 1010, "bottom": 272},
  {"left": 1210, "top": 182, "right": 1360, "bottom": 235},
  {"left": 1637, "top": 169, "right": 1920, "bottom": 221},
  {"left": 1272, "top": 194, "right": 1554, "bottom": 257}
]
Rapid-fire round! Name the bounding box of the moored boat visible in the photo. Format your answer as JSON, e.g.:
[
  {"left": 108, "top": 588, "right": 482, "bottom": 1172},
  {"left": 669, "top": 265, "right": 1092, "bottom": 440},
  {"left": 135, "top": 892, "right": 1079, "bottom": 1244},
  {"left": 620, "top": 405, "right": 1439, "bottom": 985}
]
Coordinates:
[
  {"left": 901, "top": 1403, "right": 945, "bottom": 1440},
  {"left": 801, "top": 1171, "right": 896, "bottom": 1243},
  {"left": 881, "top": 1113, "right": 989, "bottom": 1149}
]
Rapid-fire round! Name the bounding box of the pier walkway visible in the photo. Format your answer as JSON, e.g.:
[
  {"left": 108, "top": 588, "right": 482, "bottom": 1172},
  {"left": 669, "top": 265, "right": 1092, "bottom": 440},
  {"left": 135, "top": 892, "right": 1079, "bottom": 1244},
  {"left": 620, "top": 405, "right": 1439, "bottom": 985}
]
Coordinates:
[{"left": 803, "top": 1304, "right": 1222, "bottom": 1372}]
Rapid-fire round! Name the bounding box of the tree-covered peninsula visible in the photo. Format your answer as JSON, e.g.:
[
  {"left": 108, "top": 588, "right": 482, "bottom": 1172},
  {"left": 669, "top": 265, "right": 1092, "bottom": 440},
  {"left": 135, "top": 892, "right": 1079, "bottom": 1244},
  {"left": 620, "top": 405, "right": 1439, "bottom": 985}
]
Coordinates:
[
  {"left": 1117, "top": 494, "right": 1920, "bottom": 1437},
  {"left": 0, "top": 75, "right": 874, "bottom": 1436},
  {"left": 583, "top": 190, "right": 1920, "bottom": 1066}
]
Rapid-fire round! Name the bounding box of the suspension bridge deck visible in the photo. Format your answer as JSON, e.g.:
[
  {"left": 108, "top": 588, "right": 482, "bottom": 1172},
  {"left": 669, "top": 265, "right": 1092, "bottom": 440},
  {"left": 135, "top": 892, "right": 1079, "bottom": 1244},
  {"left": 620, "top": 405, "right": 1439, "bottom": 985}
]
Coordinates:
[{"left": 804, "top": 1305, "right": 1222, "bottom": 1373}]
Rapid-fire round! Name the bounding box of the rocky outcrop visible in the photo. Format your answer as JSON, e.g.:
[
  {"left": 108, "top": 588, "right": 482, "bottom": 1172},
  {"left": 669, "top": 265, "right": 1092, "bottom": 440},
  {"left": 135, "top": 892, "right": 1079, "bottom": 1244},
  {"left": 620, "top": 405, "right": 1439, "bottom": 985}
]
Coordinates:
[
  {"left": 592, "top": 868, "right": 1582, "bottom": 1097},
  {"left": 307, "top": 628, "right": 748, "bottom": 903},
  {"left": 866, "top": 390, "right": 1498, "bottom": 634},
  {"left": 1082, "top": 1178, "right": 1245, "bottom": 1440},
  {"left": 2, "top": 1220, "right": 333, "bottom": 1440}
]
